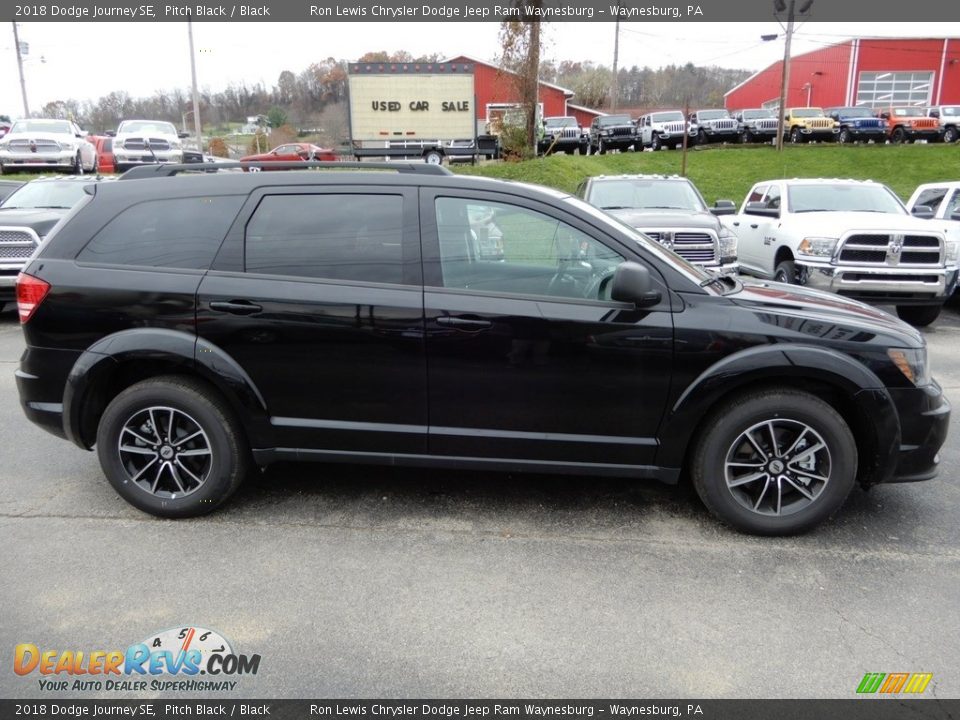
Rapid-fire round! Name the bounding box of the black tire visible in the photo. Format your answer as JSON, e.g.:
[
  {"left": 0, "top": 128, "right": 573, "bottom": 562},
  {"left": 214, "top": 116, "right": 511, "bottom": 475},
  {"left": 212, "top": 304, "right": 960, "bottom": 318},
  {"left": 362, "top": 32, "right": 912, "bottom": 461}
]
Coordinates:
[
  {"left": 943, "top": 127, "right": 959, "bottom": 144},
  {"left": 891, "top": 127, "right": 907, "bottom": 144},
  {"left": 697, "top": 129, "right": 708, "bottom": 146},
  {"left": 651, "top": 134, "right": 662, "bottom": 151},
  {"left": 91, "top": 154, "right": 99, "bottom": 174},
  {"left": 896, "top": 304, "right": 941, "bottom": 328},
  {"left": 0, "top": 163, "right": 5, "bottom": 175},
  {"left": 691, "top": 389, "right": 857, "bottom": 535},
  {"left": 774, "top": 259, "right": 797, "bottom": 284},
  {"left": 96, "top": 376, "right": 250, "bottom": 518},
  {"left": 73, "top": 152, "right": 84, "bottom": 175},
  {"left": 598, "top": 138, "right": 607, "bottom": 155},
  {"left": 789, "top": 127, "right": 804, "bottom": 144},
  {"left": 423, "top": 150, "right": 443, "bottom": 165},
  {"left": 740, "top": 129, "right": 753, "bottom": 144},
  {"left": 838, "top": 128, "right": 852, "bottom": 144}
]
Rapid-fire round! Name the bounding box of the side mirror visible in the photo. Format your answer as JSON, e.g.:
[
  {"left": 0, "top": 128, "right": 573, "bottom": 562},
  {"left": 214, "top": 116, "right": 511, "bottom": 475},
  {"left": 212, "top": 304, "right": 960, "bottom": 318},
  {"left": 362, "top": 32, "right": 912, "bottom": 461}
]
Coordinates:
[
  {"left": 75, "top": 132, "right": 83, "bottom": 138},
  {"left": 744, "top": 201, "right": 780, "bottom": 218},
  {"left": 911, "top": 205, "right": 935, "bottom": 219},
  {"left": 929, "top": 110, "right": 940, "bottom": 118},
  {"left": 611, "top": 262, "right": 662, "bottom": 307},
  {"left": 951, "top": 209, "right": 960, "bottom": 222},
  {"left": 711, "top": 200, "right": 737, "bottom": 216},
  {"left": 880, "top": 112, "right": 890, "bottom": 120},
  {"left": 106, "top": 130, "right": 116, "bottom": 137},
  {"left": 178, "top": 131, "right": 189, "bottom": 139}
]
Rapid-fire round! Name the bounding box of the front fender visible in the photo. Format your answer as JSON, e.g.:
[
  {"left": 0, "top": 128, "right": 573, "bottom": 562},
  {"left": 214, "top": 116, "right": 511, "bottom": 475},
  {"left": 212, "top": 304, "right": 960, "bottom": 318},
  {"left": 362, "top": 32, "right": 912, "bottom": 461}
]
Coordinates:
[
  {"left": 656, "top": 344, "right": 900, "bottom": 473},
  {"left": 63, "top": 328, "right": 269, "bottom": 450}
]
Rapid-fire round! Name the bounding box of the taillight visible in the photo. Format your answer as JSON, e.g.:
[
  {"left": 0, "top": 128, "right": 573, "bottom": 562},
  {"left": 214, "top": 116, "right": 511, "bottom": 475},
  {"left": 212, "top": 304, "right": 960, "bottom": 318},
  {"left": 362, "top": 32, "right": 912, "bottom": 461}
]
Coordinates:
[{"left": 16, "top": 272, "right": 50, "bottom": 324}]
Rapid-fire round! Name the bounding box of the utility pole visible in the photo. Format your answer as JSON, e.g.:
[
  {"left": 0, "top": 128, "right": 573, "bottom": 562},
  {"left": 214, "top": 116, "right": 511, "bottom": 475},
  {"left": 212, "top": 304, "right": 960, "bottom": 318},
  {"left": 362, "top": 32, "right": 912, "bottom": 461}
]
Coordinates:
[
  {"left": 12, "top": 22, "right": 30, "bottom": 117},
  {"left": 774, "top": 0, "right": 795, "bottom": 151},
  {"left": 187, "top": 18, "right": 203, "bottom": 153},
  {"left": 611, "top": 18, "right": 620, "bottom": 111}
]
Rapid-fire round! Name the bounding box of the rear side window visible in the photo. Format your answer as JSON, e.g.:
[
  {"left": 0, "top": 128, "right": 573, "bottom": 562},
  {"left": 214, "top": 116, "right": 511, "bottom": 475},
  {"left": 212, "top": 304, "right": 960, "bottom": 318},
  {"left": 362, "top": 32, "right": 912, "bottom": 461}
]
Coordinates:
[
  {"left": 78, "top": 196, "right": 243, "bottom": 270},
  {"left": 244, "top": 194, "right": 405, "bottom": 284}
]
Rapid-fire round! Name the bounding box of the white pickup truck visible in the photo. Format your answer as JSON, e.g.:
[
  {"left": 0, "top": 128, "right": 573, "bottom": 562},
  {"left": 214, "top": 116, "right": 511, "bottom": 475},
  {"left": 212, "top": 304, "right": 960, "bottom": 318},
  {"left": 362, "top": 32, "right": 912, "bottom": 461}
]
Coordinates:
[{"left": 723, "top": 178, "right": 959, "bottom": 327}]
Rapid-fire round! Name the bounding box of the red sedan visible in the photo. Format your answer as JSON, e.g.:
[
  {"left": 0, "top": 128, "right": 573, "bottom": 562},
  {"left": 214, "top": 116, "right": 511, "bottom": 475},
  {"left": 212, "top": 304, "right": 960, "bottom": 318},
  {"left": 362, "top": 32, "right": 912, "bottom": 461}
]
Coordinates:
[{"left": 239, "top": 143, "right": 337, "bottom": 170}]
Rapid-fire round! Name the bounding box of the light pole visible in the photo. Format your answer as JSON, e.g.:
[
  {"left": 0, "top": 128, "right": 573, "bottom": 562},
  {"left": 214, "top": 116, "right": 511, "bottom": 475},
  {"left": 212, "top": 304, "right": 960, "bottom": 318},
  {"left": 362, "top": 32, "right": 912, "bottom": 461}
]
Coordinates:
[
  {"left": 764, "top": 0, "right": 813, "bottom": 151},
  {"left": 181, "top": 109, "right": 194, "bottom": 135},
  {"left": 12, "top": 22, "right": 30, "bottom": 117},
  {"left": 187, "top": 17, "right": 203, "bottom": 152}
]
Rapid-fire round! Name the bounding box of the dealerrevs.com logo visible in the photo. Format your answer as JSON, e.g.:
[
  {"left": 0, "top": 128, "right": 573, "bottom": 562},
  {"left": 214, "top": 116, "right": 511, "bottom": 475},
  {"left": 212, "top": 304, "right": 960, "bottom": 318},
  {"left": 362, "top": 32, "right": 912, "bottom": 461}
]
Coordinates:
[{"left": 14, "top": 626, "right": 261, "bottom": 693}]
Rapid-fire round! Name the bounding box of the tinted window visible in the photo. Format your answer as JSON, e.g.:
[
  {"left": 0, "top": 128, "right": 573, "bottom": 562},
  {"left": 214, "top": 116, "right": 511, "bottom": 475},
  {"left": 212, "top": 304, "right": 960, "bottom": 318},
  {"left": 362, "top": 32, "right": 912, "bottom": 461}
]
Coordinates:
[
  {"left": 435, "top": 197, "right": 623, "bottom": 301},
  {"left": 915, "top": 188, "right": 948, "bottom": 212},
  {"left": 945, "top": 190, "right": 960, "bottom": 217},
  {"left": 245, "top": 194, "right": 404, "bottom": 284},
  {"left": 78, "top": 196, "right": 243, "bottom": 269}
]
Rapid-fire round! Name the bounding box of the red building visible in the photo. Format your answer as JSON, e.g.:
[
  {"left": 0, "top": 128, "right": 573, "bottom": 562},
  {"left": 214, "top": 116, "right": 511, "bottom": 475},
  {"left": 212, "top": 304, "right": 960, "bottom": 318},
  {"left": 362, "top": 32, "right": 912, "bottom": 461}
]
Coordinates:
[
  {"left": 445, "top": 55, "right": 602, "bottom": 132},
  {"left": 725, "top": 37, "right": 960, "bottom": 111}
]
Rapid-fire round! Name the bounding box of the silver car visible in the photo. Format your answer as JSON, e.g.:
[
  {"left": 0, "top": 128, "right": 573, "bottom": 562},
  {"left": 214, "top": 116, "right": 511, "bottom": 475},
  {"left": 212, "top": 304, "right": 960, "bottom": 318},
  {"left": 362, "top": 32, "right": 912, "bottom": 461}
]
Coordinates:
[{"left": 0, "top": 119, "right": 98, "bottom": 175}]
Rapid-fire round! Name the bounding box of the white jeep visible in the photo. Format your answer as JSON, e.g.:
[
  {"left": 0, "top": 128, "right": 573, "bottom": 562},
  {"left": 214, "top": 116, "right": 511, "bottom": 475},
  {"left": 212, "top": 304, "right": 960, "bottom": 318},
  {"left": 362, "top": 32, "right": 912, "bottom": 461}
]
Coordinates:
[
  {"left": 637, "top": 111, "right": 695, "bottom": 150},
  {"left": 723, "top": 178, "right": 959, "bottom": 327}
]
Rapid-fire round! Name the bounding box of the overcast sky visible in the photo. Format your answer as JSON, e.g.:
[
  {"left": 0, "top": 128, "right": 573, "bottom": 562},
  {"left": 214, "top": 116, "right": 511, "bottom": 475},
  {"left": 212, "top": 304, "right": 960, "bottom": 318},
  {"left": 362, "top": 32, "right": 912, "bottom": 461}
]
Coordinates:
[{"left": 1, "top": 22, "right": 956, "bottom": 116}]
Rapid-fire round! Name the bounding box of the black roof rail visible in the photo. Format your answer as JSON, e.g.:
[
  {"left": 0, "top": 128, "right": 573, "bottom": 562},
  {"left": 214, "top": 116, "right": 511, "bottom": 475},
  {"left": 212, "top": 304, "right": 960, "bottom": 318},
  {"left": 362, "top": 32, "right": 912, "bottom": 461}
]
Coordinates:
[{"left": 118, "top": 160, "right": 453, "bottom": 180}]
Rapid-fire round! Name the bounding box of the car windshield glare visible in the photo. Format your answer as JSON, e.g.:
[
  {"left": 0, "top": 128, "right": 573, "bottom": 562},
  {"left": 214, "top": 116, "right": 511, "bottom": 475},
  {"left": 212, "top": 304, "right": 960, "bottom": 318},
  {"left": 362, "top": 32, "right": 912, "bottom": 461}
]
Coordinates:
[
  {"left": 589, "top": 180, "right": 706, "bottom": 212},
  {"left": 0, "top": 181, "right": 91, "bottom": 210},
  {"left": 836, "top": 108, "right": 874, "bottom": 117},
  {"left": 698, "top": 110, "right": 729, "bottom": 120},
  {"left": 652, "top": 112, "right": 685, "bottom": 122},
  {"left": 599, "top": 115, "right": 632, "bottom": 126},
  {"left": 11, "top": 120, "right": 73, "bottom": 134},
  {"left": 788, "top": 184, "right": 907, "bottom": 214},
  {"left": 119, "top": 121, "right": 177, "bottom": 135},
  {"left": 791, "top": 109, "right": 824, "bottom": 118},
  {"left": 546, "top": 118, "right": 578, "bottom": 127},
  {"left": 742, "top": 110, "right": 774, "bottom": 119}
]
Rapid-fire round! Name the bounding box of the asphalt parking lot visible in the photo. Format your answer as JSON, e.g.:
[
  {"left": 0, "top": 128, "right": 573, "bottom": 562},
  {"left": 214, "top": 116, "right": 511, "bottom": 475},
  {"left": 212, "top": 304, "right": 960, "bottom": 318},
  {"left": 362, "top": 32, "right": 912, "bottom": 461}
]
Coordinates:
[{"left": 1, "top": 302, "right": 958, "bottom": 700}]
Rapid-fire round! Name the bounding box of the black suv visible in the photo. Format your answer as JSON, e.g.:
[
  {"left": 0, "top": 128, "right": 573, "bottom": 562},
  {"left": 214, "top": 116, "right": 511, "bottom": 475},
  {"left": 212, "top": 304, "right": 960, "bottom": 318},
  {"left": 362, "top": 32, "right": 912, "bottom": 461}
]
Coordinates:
[{"left": 15, "top": 163, "right": 950, "bottom": 535}]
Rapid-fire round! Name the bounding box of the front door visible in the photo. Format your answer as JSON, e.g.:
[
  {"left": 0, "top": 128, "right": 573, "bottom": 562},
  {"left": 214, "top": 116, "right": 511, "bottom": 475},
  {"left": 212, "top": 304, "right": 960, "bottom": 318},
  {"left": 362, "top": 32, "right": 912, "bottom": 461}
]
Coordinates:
[{"left": 420, "top": 189, "right": 674, "bottom": 469}]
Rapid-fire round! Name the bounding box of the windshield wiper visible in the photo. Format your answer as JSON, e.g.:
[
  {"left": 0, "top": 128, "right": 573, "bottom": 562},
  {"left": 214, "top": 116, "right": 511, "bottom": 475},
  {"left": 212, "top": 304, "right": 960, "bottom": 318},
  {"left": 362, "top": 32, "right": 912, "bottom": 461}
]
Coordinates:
[
  {"left": 600, "top": 205, "right": 630, "bottom": 210},
  {"left": 792, "top": 208, "right": 832, "bottom": 213},
  {"left": 34, "top": 205, "right": 72, "bottom": 209}
]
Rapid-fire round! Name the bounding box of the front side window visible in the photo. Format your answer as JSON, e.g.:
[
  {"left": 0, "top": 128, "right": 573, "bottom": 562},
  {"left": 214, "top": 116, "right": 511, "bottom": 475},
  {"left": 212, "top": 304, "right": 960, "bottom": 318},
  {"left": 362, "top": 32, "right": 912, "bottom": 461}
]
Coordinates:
[
  {"left": 78, "top": 196, "right": 243, "bottom": 269},
  {"left": 245, "top": 194, "right": 405, "bottom": 284},
  {"left": 435, "top": 197, "right": 623, "bottom": 301},
  {"left": 915, "top": 188, "right": 948, "bottom": 213}
]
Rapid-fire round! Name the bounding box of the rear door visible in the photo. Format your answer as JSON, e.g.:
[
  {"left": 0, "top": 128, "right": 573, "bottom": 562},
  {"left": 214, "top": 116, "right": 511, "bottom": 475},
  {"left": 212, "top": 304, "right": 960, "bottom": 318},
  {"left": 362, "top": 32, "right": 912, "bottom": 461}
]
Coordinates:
[
  {"left": 196, "top": 185, "right": 428, "bottom": 455},
  {"left": 420, "top": 189, "right": 674, "bottom": 469}
]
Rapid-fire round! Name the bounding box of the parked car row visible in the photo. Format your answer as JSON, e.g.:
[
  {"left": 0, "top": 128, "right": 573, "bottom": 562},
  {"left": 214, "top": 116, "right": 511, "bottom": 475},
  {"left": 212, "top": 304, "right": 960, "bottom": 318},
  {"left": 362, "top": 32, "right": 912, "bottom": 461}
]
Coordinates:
[
  {"left": 577, "top": 173, "right": 960, "bottom": 327},
  {"left": 571, "top": 104, "right": 960, "bottom": 154}
]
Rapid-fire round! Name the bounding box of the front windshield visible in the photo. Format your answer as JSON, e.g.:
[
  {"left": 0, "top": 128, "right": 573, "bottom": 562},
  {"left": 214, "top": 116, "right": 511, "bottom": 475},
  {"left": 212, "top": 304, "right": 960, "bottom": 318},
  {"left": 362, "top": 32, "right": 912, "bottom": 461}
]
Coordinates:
[
  {"left": 742, "top": 110, "right": 774, "bottom": 119},
  {"left": 545, "top": 117, "right": 577, "bottom": 127},
  {"left": 790, "top": 108, "right": 824, "bottom": 118},
  {"left": 560, "top": 193, "right": 716, "bottom": 286},
  {"left": 587, "top": 179, "right": 707, "bottom": 212},
  {"left": 599, "top": 115, "right": 632, "bottom": 126},
  {"left": 698, "top": 110, "right": 730, "bottom": 120},
  {"left": 0, "top": 180, "right": 93, "bottom": 210},
  {"left": 834, "top": 107, "right": 875, "bottom": 118},
  {"left": 891, "top": 108, "right": 916, "bottom": 117},
  {"left": 651, "top": 112, "right": 684, "bottom": 122},
  {"left": 118, "top": 121, "right": 177, "bottom": 135},
  {"left": 788, "top": 184, "right": 907, "bottom": 214},
  {"left": 10, "top": 120, "right": 73, "bottom": 134}
]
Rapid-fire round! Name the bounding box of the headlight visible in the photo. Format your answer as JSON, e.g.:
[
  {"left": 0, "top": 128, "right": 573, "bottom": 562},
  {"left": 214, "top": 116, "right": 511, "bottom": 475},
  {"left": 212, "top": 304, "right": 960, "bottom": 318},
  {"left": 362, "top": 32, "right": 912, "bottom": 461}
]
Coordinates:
[
  {"left": 171, "top": 140, "right": 182, "bottom": 149},
  {"left": 888, "top": 347, "right": 931, "bottom": 386},
  {"left": 61, "top": 142, "right": 76, "bottom": 151},
  {"left": 797, "top": 236, "right": 838, "bottom": 258},
  {"left": 945, "top": 240, "right": 960, "bottom": 263},
  {"left": 718, "top": 227, "right": 738, "bottom": 259}
]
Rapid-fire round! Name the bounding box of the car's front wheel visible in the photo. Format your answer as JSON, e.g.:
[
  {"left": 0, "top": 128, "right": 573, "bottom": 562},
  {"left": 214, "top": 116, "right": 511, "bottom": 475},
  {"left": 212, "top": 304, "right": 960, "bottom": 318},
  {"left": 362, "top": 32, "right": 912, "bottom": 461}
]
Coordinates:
[
  {"left": 790, "top": 127, "right": 804, "bottom": 144},
  {"left": 943, "top": 127, "right": 959, "bottom": 144},
  {"left": 774, "top": 259, "right": 797, "bottom": 284},
  {"left": 896, "top": 304, "right": 942, "bottom": 327},
  {"left": 691, "top": 389, "right": 857, "bottom": 535},
  {"left": 96, "top": 376, "right": 250, "bottom": 518}
]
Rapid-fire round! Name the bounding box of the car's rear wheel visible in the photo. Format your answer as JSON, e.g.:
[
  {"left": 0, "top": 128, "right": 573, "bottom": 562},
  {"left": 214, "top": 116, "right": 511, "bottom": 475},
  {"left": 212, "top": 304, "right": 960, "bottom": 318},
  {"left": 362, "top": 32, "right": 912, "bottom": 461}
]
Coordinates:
[
  {"left": 896, "top": 304, "right": 942, "bottom": 328},
  {"left": 423, "top": 150, "right": 443, "bottom": 165},
  {"left": 691, "top": 389, "right": 857, "bottom": 535},
  {"left": 96, "top": 376, "right": 250, "bottom": 518}
]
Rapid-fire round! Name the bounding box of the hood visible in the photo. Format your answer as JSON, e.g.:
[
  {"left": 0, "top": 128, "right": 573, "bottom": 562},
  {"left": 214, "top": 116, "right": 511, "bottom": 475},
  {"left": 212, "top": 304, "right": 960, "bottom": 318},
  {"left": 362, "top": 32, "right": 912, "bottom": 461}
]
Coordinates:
[
  {"left": 0, "top": 207, "right": 69, "bottom": 237},
  {"left": 607, "top": 208, "right": 721, "bottom": 231},
  {"left": 731, "top": 278, "right": 924, "bottom": 347},
  {"left": 784, "top": 211, "right": 942, "bottom": 236}
]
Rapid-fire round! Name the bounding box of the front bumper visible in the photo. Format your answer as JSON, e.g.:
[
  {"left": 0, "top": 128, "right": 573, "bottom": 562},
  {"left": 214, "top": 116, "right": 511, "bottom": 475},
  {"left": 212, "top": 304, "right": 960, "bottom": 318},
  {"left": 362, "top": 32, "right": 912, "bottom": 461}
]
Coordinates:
[
  {"left": 114, "top": 150, "right": 183, "bottom": 165},
  {"left": 798, "top": 261, "right": 955, "bottom": 304},
  {"left": 0, "top": 150, "right": 75, "bottom": 168},
  {"left": 886, "top": 381, "right": 951, "bottom": 483},
  {"left": 899, "top": 128, "right": 942, "bottom": 141}
]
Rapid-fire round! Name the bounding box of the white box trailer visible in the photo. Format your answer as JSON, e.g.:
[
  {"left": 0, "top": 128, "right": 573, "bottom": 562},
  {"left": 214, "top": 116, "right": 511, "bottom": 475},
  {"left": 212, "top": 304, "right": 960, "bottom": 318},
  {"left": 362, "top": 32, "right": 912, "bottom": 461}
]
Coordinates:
[{"left": 347, "top": 61, "right": 498, "bottom": 163}]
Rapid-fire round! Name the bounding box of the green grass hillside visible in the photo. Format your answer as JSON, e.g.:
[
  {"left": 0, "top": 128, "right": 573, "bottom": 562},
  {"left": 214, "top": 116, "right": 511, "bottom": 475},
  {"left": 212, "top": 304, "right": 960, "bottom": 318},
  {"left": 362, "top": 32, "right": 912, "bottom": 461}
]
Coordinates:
[{"left": 453, "top": 144, "right": 960, "bottom": 204}]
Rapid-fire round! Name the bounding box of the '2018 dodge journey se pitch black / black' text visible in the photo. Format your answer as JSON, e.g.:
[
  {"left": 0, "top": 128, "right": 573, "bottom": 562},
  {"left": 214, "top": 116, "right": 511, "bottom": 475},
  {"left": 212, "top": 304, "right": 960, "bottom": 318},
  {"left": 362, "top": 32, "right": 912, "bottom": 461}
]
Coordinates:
[{"left": 14, "top": 162, "right": 950, "bottom": 535}]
